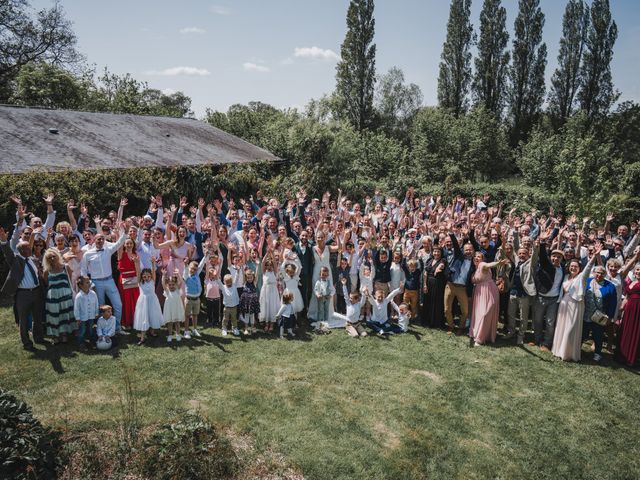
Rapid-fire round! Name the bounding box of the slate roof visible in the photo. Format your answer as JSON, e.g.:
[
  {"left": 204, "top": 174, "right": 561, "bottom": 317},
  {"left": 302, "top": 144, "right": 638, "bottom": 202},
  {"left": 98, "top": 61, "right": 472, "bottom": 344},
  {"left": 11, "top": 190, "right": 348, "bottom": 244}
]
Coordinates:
[{"left": 0, "top": 105, "right": 279, "bottom": 174}]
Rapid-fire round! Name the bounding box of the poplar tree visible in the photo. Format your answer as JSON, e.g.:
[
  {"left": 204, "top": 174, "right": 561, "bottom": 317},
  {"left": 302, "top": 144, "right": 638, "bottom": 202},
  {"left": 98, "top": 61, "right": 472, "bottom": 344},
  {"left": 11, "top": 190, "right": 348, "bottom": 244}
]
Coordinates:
[
  {"left": 335, "top": 0, "right": 377, "bottom": 131},
  {"left": 472, "top": 0, "right": 510, "bottom": 117},
  {"left": 437, "top": 0, "right": 474, "bottom": 117},
  {"left": 548, "top": 0, "right": 590, "bottom": 122},
  {"left": 508, "top": 0, "right": 547, "bottom": 145},
  {"left": 578, "top": 0, "right": 618, "bottom": 119}
]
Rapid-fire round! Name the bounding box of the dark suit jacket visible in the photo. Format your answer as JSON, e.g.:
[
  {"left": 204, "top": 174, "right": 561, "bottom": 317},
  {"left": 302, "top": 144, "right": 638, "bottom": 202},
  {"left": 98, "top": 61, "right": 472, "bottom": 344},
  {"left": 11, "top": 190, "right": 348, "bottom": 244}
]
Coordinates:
[
  {"left": 295, "top": 241, "right": 315, "bottom": 278},
  {"left": 447, "top": 233, "right": 476, "bottom": 296},
  {"left": 1, "top": 241, "right": 29, "bottom": 297},
  {"left": 535, "top": 243, "right": 565, "bottom": 295}
]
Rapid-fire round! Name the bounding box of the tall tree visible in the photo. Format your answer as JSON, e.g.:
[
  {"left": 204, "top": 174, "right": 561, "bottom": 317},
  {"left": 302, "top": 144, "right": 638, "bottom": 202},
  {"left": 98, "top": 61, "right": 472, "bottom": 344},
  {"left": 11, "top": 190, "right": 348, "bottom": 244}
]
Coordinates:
[
  {"left": 548, "top": 0, "right": 590, "bottom": 123},
  {"left": 508, "top": 0, "right": 547, "bottom": 145},
  {"left": 472, "top": 0, "right": 510, "bottom": 118},
  {"left": 578, "top": 0, "right": 618, "bottom": 119},
  {"left": 335, "top": 0, "right": 376, "bottom": 131},
  {"left": 0, "top": 0, "right": 81, "bottom": 102},
  {"left": 437, "top": 0, "right": 474, "bottom": 117},
  {"left": 375, "top": 67, "right": 423, "bottom": 139}
]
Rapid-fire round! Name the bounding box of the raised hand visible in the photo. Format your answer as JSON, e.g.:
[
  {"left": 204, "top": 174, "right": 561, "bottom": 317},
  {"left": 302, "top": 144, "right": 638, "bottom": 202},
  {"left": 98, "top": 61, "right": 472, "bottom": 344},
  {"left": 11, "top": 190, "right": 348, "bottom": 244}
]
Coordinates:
[
  {"left": 120, "top": 198, "right": 128, "bottom": 207},
  {"left": 219, "top": 189, "right": 227, "bottom": 199},
  {"left": 198, "top": 198, "right": 205, "bottom": 209},
  {"left": 170, "top": 204, "right": 178, "bottom": 214},
  {"left": 10, "top": 195, "right": 22, "bottom": 205},
  {"left": 67, "top": 199, "right": 76, "bottom": 210},
  {"left": 93, "top": 215, "right": 102, "bottom": 225},
  {"left": 606, "top": 212, "right": 614, "bottom": 223},
  {"left": 80, "top": 203, "right": 88, "bottom": 216},
  {"left": 180, "top": 196, "right": 188, "bottom": 209},
  {"left": 43, "top": 193, "right": 54, "bottom": 204}
]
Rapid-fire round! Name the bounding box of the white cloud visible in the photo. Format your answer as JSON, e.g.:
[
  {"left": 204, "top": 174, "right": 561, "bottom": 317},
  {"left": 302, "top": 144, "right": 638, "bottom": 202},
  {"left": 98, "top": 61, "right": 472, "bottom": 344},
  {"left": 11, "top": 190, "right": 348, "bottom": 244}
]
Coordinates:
[
  {"left": 180, "top": 27, "right": 206, "bottom": 35},
  {"left": 243, "top": 62, "right": 270, "bottom": 73},
  {"left": 293, "top": 46, "right": 339, "bottom": 61},
  {"left": 210, "top": 5, "right": 231, "bottom": 15},
  {"left": 145, "top": 66, "right": 211, "bottom": 76}
]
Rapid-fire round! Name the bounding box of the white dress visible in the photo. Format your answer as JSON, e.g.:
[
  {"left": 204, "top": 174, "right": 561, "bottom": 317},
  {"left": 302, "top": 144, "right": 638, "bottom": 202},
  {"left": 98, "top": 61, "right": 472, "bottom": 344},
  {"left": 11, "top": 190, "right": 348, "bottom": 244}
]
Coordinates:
[
  {"left": 259, "top": 271, "right": 281, "bottom": 322},
  {"left": 163, "top": 288, "right": 185, "bottom": 324},
  {"left": 308, "top": 246, "right": 334, "bottom": 321},
  {"left": 133, "top": 281, "right": 164, "bottom": 331},
  {"left": 283, "top": 272, "right": 304, "bottom": 313}
]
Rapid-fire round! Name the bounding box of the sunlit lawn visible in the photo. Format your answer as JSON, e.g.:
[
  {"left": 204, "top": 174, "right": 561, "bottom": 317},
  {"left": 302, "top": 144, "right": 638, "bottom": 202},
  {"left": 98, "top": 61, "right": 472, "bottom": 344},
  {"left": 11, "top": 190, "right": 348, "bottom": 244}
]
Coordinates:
[{"left": 1, "top": 306, "right": 639, "bottom": 480}]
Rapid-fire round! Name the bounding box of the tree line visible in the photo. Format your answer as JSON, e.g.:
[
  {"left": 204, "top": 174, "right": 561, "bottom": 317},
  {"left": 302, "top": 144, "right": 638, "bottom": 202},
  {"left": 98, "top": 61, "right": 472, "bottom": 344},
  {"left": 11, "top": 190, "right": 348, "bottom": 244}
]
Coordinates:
[{"left": 0, "top": 0, "right": 637, "bottom": 220}]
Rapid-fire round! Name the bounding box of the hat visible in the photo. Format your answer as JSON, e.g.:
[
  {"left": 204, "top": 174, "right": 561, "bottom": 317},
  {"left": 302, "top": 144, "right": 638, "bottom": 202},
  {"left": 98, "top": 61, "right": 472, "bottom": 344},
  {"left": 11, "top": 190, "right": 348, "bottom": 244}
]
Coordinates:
[
  {"left": 551, "top": 249, "right": 565, "bottom": 258},
  {"left": 143, "top": 214, "right": 153, "bottom": 221}
]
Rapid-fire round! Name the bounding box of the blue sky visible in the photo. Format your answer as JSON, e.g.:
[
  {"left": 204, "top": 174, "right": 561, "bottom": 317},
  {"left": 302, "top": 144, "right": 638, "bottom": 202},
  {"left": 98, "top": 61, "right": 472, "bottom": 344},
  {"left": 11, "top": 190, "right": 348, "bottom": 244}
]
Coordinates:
[{"left": 33, "top": 0, "right": 640, "bottom": 117}]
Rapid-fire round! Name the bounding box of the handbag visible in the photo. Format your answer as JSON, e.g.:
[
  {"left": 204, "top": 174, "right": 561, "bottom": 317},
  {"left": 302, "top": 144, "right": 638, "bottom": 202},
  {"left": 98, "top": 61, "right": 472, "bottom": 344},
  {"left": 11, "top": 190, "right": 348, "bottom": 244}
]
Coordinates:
[
  {"left": 121, "top": 276, "right": 139, "bottom": 290},
  {"left": 590, "top": 310, "right": 609, "bottom": 326}
]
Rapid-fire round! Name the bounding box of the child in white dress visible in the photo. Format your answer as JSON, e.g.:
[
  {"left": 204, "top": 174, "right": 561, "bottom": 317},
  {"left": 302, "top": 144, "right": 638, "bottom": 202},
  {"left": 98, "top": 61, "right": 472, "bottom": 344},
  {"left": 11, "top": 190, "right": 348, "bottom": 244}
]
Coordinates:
[
  {"left": 133, "top": 258, "right": 164, "bottom": 345},
  {"left": 163, "top": 269, "right": 185, "bottom": 342},
  {"left": 259, "top": 259, "right": 281, "bottom": 332},
  {"left": 282, "top": 263, "right": 303, "bottom": 314}
]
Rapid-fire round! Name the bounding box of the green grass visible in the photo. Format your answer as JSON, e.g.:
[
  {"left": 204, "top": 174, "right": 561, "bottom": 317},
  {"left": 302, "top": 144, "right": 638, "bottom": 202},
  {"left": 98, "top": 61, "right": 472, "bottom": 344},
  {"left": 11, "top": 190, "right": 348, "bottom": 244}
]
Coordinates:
[{"left": 1, "top": 306, "right": 639, "bottom": 480}]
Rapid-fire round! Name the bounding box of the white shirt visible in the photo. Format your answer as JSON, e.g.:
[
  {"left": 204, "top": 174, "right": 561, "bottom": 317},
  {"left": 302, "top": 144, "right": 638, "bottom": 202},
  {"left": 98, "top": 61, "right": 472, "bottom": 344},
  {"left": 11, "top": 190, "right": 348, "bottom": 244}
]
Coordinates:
[
  {"left": 342, "top": 285, "right": 364, "bottom": 323},
  {"left": 390, "top": 262, "right": 405, "bottom": 291},
  {"left": 391, "top": 302, "right": 410, "bottom": 332},
  {"left": 368, "top": 288, "right": 401, "bottom": 323},
  {"left": 80, "top": 234, "right": 126, "bottom": 279},
  {"left": 74, "top": 289, "right": 99, "bottom": 321},
  {"left": 276, "top": 303, "right": 295, "bottom": 318},
  {"left": 97, "top": 315, "right": 116, "bottom": 337},
  {"left": 217, "top": 281, "right": 240, "bottom": 307},
  {"left": 137, "top": 239, "right": 160, "bottom": 270}
]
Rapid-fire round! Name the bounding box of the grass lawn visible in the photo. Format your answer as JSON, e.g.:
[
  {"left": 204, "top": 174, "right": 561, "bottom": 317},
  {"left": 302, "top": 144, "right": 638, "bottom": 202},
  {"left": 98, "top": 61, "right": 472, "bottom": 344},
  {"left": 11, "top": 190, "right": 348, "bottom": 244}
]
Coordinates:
[{"left": 1, "top": 306, "right": 639, "bottom": 480}]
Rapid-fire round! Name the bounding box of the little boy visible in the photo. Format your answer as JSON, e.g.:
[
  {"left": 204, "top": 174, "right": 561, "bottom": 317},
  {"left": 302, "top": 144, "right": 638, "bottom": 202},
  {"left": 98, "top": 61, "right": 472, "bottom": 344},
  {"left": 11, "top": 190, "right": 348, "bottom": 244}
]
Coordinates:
[
  {"left": 390, "top": 301, "right": 411, "bottom": 333},
  {"left": 218, "top": 274, "right": 240, "bottom": 336},
  {"left": 73, "top": 276, "right": 99, "bottom": 348},
  {"left": 367, "top": 287, "right": 403, "bottom": 334},
  {"left": 333, "top": 277, "right": 368, "bottom": 337},
  {"left": 401, "top": 258, "right": 422, "bottom": 319},
  {"left": 183, "top": 254, "right": 209, "bottom": 339},
  {"left": 314, "top": 266, "right": 335, "bottom": 323},
  {"left": 96, "top": 305, "right": 116, "bottom": 350}
]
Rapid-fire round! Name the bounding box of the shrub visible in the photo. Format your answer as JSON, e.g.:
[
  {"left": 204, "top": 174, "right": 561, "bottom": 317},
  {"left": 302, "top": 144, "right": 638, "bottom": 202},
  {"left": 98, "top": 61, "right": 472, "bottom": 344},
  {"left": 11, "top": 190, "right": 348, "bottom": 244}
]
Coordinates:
[
  {"left": 138, "top": 410, "right": 238, "bottom": 480},
  {"left": 0, "top": 388, "right": 61, "bottom": 480}
]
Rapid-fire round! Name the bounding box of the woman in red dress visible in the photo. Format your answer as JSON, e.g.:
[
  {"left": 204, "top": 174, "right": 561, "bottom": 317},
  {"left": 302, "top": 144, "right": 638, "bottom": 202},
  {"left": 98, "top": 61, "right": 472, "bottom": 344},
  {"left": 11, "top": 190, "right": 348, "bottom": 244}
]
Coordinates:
[
  {"left": 616, "top": 264, "right": 640, "bottom": 366},
  {"left": 118, "top": 238, "right": 140, "bottom": 330}
]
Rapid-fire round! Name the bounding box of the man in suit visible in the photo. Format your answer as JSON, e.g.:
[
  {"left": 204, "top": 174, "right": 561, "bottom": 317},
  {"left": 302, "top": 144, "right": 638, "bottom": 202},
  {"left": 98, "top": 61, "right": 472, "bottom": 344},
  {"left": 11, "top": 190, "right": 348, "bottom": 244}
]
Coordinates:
[
  {"left": 507, "top": 244, "right": 538, "bottom": 344},
  {"left": 445, "top": 232, "right": 476, "bottom": 335},
  {"left": 0, "top": 227, "right": 45, "bottom": 350},
  {"left": 533, "top": 241, "right": 565, "bottom": 351},
  {"left": 295, "top": 230, "right": 314, "bottom": 315}
]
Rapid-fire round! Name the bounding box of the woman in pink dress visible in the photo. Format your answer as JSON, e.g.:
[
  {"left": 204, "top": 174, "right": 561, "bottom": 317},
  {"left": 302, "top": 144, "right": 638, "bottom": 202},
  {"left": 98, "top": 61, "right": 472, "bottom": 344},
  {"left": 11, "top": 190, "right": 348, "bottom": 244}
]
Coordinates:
[
  {"left": 470, "top": 253, "right": 508, "bottom": 346},
  {"left": 153, "top": 208, "right": 194, "bottom": 295},
  {"left": 617, "top": 264, "right": 640, "bottom": 366}
]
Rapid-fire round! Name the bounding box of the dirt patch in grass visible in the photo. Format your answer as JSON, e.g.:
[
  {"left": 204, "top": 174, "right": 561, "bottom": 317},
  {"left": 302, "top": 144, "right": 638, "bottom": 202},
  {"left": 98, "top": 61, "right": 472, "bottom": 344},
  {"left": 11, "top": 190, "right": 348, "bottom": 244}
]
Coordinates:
[
  {"left": 411, "top": 369, "right": 443, "bottom": 383},
  {"left": 373, "top": 421, "right": 401, "bottom": 451}
]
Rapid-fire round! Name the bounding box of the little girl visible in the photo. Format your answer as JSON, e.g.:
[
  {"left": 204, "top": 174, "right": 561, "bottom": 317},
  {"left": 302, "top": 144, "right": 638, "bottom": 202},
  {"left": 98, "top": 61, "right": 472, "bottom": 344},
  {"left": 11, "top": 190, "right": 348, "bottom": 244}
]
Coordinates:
[
  {"left": 162, "top": 269, "right": 185, "bottom": 342},
  {"left": 259, "top": 259, "right": 281, "bottom": 332},
  {"left": 204, "top": 267, "right": 221, "bottom": 327},
  {"left": 275, "top": 291, "right": 296, "bottom": 338},
  {"left": 133, "top": 257, "right": 163, "bottom": 345},
  {"left": 239, "top": 268, "right": 260, "bottom": 334},
  {"left": 282, "top": 263, "right": 303, "bottom": 315},
  {"left": 359, "top": 263, "right": 374, "bottom": 322}
]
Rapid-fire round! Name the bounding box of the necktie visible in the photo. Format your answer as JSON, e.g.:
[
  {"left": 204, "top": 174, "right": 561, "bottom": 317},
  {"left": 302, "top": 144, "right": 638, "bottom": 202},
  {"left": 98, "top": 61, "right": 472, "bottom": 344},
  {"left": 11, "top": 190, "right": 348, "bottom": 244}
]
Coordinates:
[{"left": 25, "top": 259, "right": 39, "bottom": 286}]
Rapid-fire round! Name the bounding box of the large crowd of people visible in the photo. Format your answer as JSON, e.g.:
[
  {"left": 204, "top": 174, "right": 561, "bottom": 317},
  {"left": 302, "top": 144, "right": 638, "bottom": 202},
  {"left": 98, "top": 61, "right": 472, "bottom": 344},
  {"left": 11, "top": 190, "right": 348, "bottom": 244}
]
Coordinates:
[{"left": 1, "top": 189, "right": 639, "bottom": 367}]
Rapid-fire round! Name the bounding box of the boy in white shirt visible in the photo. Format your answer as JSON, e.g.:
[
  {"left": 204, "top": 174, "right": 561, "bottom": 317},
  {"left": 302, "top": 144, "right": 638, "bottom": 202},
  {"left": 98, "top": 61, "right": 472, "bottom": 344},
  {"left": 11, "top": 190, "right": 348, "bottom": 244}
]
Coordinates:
[
  {"left": 332, "top": 277, "right": 368, "bottom": 337},
  {"left": 218, "top": 274, "right": 240, "bottom": 336},
  {"left": 314, "top": 266, "right": 335, "bottom": 323},
  {"left": 74, "top": 276, "right": 99, "bottom": 348},
  {"left": 367, "top": 287, "right": 403, "bottom": 334},
  {"left": 96, "top": 305, "right": 116, "bottom": 350}
]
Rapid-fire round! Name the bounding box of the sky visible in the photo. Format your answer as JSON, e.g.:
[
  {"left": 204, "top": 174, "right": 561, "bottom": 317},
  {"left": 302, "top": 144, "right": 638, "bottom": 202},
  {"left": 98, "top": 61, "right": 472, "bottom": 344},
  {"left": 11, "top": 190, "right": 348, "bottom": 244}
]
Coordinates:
[{"left": 32, "top": 0, "right": 640, "bottom": 118}]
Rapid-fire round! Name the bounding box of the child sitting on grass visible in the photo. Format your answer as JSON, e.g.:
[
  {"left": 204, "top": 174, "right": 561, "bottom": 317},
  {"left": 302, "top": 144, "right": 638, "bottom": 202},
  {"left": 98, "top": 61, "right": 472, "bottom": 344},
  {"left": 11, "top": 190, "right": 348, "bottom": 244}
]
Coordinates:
[
  {"left": 332, "top": 277, "right": 368, "bottom": 337},
  {"left": 367, "top": 287, "right": 403, "bottom": 335},
  {"left": 390, "top": 300, "right": 411, "bottom": 333},
  {"left": 96, "top": 305, "right": 116, "bottom": 351}
]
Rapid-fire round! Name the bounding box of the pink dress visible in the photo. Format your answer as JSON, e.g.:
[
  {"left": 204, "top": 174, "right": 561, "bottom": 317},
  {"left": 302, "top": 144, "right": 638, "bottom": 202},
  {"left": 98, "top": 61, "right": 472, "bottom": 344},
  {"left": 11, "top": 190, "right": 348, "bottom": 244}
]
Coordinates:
[{"left": 470, "top": 264, "right": 499, "bottom": 344}]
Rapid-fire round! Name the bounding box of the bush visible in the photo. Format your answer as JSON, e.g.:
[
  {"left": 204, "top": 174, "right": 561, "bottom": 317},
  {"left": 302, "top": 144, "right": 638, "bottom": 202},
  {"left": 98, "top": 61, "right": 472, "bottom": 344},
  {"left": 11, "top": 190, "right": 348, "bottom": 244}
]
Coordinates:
[
  {"left": 0, "top": 388, "right": 61, "bottom": 480},
  {"left": 138, "top": 410, "right": 238, "bottom": 480}
]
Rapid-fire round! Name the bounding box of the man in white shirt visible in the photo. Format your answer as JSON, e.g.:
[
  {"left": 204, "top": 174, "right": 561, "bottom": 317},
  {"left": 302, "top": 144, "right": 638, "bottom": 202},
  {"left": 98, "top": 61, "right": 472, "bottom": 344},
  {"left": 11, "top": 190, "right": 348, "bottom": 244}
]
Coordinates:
[{"left": 80, "top": 225, "right": 126, "bottom": 332}]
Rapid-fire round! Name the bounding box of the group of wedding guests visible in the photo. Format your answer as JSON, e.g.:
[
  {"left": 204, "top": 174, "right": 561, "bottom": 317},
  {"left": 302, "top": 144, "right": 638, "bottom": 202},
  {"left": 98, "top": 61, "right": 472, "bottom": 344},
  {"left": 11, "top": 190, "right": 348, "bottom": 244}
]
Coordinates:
[{"left": 1, "top": 189, "right": 639, "bottom": 367}]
